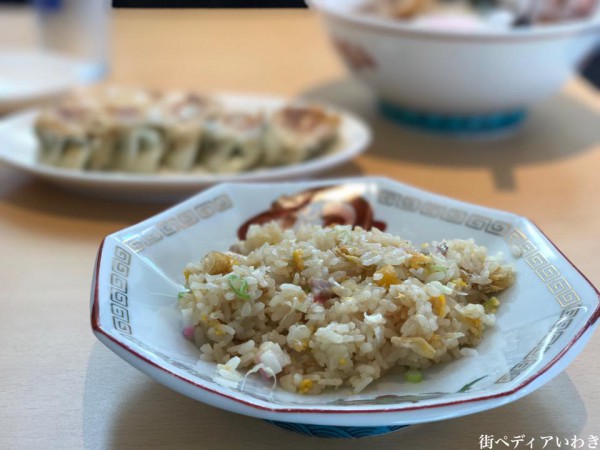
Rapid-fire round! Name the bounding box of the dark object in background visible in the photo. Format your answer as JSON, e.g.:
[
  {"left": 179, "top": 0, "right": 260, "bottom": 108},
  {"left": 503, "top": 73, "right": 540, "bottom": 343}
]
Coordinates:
[
  {"left": 582, "top": 51, "right": 600, "bottom": 89},
  {"left": 113, "top": 0, "right": 307, "bottom": 6}
]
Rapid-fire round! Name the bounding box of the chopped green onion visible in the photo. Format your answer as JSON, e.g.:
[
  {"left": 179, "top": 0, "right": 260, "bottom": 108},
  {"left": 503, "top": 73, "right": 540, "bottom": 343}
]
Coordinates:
[
  {"left": 483, "top": 296, "right": 500, "bottom": 314},
  {"left": 430, "top": 265, "right": 446, "bottom": 272},
  {"left": 404, "top": 369, "right": 423, "bottom": 383},
  {"left": 228, "top": 274, "right": 251, "bottom": 300},
  {"left": 178, "top": 290, "right": 190, "bottom": 300}
]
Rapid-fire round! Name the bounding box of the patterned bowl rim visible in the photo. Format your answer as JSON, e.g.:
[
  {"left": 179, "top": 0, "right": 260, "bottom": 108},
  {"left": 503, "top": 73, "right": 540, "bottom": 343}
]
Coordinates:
[{"left": 90, "top": 177, "right": 600, "bottom": 422}]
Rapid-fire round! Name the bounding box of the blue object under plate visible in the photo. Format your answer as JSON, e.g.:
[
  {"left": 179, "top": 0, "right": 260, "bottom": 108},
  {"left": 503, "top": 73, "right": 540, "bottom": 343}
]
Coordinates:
[
  {"left": 265, "top": 420, "right": 409, "bottom": 438},
  {"left": 379, "top": 101, "right": 527, "bottom": 134}
]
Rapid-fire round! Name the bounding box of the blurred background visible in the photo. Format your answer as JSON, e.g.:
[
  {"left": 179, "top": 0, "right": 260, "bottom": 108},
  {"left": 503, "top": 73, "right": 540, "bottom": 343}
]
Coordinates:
[
  {"left": 0, "top": 0, "right": 598, "bottom": 102},
  {"left": 1, "top": 1, "right": 600, "bottom": 448},
  {"left": 0, "top": 0, "right": 598, "bottom": 191},
  {"left": 113, "top": 1, "right": 308, "bottom": 6}
]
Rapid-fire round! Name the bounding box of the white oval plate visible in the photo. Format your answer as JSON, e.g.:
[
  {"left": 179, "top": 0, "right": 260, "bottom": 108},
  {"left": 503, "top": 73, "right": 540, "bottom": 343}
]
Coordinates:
[{"left": 0, "top": 93, "right": 371, "bottom": 201}]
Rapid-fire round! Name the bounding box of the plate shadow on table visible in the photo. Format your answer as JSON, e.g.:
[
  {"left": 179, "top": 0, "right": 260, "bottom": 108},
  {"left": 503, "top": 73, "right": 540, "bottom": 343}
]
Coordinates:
[
  {"left": 82, "top": 342, "right": 588, "bottom": 450},
  {"left": 0, "top": 161, "right": 363, "bottom": 234},
  {"left": 0, "top": 169, "right": 166, "bottom": 230},
  {"left": 301, "top": 79, "right": 600, "bottom": 191}
]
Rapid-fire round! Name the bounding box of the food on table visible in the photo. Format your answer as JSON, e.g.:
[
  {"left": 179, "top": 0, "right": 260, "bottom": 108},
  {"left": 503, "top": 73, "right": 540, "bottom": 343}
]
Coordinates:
[
  {"left": 102, "top": 88, "right": 165, "bottom": 173},
  {"left": 363, "top": 0, "right": 598, "bottom": 29},
  {"left": 201, "top": 111, "right": 264, "bottom": 173},
  {"left": 158, "top": 92, "right": 221, "bottom": 171},
  {"left": 369, "top": 0, "right": 433, "bottom": 19},
  {"left": 34, "top": 100, "right": 112, "bottom": 170},
  {"left": 35, "top": 87, "right": 341, "bottom": 174},
  {"left": 178, "top": 223, "right": 515, "bottom": 394},
  {"left": 263, "top": 106, "right": 340, "bottom": 165}
]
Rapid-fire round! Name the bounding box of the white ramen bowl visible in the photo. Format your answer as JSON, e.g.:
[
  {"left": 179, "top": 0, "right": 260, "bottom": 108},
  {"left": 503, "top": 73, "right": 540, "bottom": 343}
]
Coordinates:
[{"left": 308, "top": 0, "right": 600, "bottom": 134}]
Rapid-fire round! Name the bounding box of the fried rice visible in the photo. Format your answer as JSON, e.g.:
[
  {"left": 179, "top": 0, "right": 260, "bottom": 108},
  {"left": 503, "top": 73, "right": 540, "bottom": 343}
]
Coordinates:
[{"left": 178, "top": 222, "right": 515, "bottom": 394}]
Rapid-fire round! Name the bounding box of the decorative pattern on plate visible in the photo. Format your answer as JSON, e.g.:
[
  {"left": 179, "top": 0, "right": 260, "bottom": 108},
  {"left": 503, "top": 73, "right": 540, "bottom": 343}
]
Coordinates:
[
  {"left": 378, "top": 189, "right": 512, "bottom": 236},
  {"left": 265, "top": 420, "right": 408, "bottom": 438},
  {"left": 333, "top": 38, "right": 377, "bottom": 71},
  {"left": 109, "top": 246, "right": 132, "bottom": 335},
  {"left": 378, "top": 188, "right": 581, "bottom": 309},
  {"left": 123, "top": 194, "right": 233, "bottom": 253},
  {"left": 495, "top": 306, "right": 581, "bottom": 383},
  {"left": 378, "top": 186, "right": 584, "bottom": 385},
  {"left": 505, "top": 228, "right": 581, "bottom": 309}
]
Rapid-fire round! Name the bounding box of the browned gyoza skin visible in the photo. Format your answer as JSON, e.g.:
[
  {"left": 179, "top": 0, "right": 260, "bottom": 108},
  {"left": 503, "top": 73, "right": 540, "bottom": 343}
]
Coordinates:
[{"left": 35, "top": 87, "right": 343, "bottom": 174}]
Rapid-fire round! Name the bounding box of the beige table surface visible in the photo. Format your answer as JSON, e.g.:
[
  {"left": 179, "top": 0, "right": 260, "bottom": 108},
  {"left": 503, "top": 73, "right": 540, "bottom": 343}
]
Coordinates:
[{"left": 1, "top": 7, "right": 599, "bottom": 450}]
